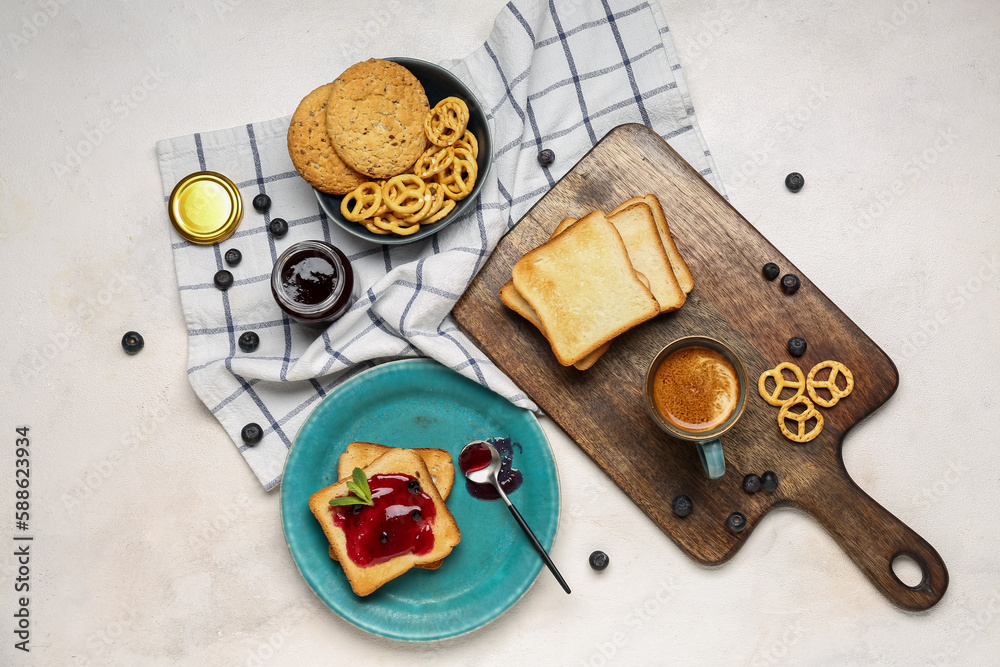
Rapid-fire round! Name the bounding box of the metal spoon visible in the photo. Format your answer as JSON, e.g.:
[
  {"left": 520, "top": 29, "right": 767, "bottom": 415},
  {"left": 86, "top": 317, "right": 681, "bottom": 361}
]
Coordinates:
[{"left": 460, "top": 440, "right": 571, "bottom": 594}]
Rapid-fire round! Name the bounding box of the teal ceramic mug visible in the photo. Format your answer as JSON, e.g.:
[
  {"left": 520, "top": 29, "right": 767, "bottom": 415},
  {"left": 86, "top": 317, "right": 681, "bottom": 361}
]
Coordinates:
[{"left": 643, "top": 336, "right": 748, "bottom": 479}]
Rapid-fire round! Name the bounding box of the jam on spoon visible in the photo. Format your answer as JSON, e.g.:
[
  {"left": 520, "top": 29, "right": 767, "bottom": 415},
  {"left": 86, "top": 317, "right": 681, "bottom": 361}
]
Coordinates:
[
  {"left": 330, "top": 473, "right": 437, "bottom": 567},
  {"left": 459, "top": 437, "right": 523, "bottom": 500}
]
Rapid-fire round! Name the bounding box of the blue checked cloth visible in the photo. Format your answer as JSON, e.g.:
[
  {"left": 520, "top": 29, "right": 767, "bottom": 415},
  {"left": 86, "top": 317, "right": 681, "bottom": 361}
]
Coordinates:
[{"left": 155, "top": 0, "right": 724, "bottom": 490}]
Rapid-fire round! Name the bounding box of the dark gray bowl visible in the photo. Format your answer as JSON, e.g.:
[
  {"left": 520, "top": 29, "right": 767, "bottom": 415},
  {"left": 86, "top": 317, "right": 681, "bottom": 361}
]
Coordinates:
[{"left": 315, "top": 57, "right": 493, "bottom": 246}]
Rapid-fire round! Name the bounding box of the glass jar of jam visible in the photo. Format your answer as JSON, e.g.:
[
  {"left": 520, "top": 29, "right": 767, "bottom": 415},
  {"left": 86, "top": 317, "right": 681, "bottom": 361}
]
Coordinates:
[{"left": 270, "top": 241, "right": 359, "bottom": 325}]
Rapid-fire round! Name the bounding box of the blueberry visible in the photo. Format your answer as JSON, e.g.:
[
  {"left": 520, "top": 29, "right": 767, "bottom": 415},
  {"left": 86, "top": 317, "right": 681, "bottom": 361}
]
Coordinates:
[
  {"left": 239, "top": 331, "right": 260, "bottom": 352},
  {"left": 785, "top": 172, "right": 804, "bottom": 192},
  {"left": 537, "top": 148, "right": 555, "bottom": 167},
  {"left": 121, "top": 331, "right": 144, "bottom": 354},
  {"left": 252, "top": 194, "right": 271, "bottom": 213},
  {"left": 379, "top": 532, "right": 388, "bottom": 544},
  {"left": 742, "top": 474, "right": 761, "bottom": 494},
  {"left": 351, "top": 504, "right": 364, "bottom": 515},
  {"left": 781, "top": 274, "right": 800, "bottom": 294},
  {"left": 411, "top": 509, "right": 421, "bottom": 521},
  {"left": 408, "top": 480, "right": 420, "bottom": 494},
  {"left": 726, "top": 512, "right": 747, "bottom": 533},
  {"left": 269, "top": 218, "right": 288, "bottom": 238},
  {"left": 241, "top": 423, "right": 263, "bottom": 445},
  {"left": 762, "top": 262, "right": 780, "bottom": 281},
  {"left": 589, "top": 550, "right": 610, "bottom": 571},
  {"left": 214, "top": 269, "right": 234, "bottom": 291},
  {"left": 761, "top": 471, "right": 778, "bottom": 492},
  {"left": 787, "top": 337, "right": 807, "bottom": 357},
  {"left": 672, "top": 494, "right": 693, "bottom": 517},
  {"left": 224, "top": 248, "right": 242, "bottom": 266}
]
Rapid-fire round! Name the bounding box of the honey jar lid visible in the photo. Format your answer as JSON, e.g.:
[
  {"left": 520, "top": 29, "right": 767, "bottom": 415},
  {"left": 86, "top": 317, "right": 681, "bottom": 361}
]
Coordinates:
[{"left": 168, "top": 171, "right": 243, "bottom": 245}]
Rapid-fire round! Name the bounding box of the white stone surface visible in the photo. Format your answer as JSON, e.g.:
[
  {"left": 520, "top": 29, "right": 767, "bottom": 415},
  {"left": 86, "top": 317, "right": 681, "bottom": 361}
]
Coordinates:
[{"left": 1, "top": 0, "right": 998, "bottom": 664}]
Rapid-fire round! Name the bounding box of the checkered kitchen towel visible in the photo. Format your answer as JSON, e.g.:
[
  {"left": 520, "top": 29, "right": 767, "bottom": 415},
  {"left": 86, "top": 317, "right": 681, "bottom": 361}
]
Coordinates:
[{"left": 155, "top": 0, "right": 724, "bottom": 490}]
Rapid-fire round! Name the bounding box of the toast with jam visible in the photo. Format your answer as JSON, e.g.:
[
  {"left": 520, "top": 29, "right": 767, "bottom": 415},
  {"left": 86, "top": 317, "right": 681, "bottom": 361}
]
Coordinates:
[{"left": 309, "top": 448, "right": 461, "bottom": 596}]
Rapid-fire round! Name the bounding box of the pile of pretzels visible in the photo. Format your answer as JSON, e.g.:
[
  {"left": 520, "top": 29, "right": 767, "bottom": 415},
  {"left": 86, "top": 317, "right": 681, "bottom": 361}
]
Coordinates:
[{"left": 757, "top": 360, "right": 854, "bottom": 443}]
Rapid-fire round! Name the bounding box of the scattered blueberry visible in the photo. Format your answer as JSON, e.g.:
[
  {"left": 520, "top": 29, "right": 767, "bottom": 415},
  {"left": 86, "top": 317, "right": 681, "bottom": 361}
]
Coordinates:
[
  {"left": 224, "top": 248, "right": 242, "bottom": 266},
  {"left": 411, "top": 509, "right": 422, "bottom": 521},
  {"left": 252, "top": 193, "right": 271, "bottom": 213},
  {"left": 351, "top": 504, "right": 364, "bottom": 515},
  {"left": 762, "top": 262, "right": 780, "bottom": 281},
  {"left": 537, "top": 148, "right": 555, "bottom": 167},
  {"left": 269, "top": 218, "right": 288, "bottom": 238},
  {"left": 589, "top": 550, "right": 610, "bottom": 572},
  {"left": 241, "top": 423, "right": 263, "bottom": 445},
  {"left": 726, "top": 512, "right": 747, "bottom": 533},
  {"left": 781, "top": 274, "right": 801, "bottom": 295},
  {"left": 121, "top": 331, "right": 144, "bottom": 354},
  {"left": 214, "top": 269, "right": 234, "bottom": 291},
  {"left": 761, "top": 471, "right": 779, "bottom": 493},
  {"left": 742, "top": 474, "right": 762, "bottom": 494},
  {"left": 785, "top": 172, "right": 804, "bottom": 192},
  {"left": 408, "top": 480, "right": 421, "bottom": 494},
  {"left": 672, "top": 494, "right": 693, "bottom": 518},
  {"left": 379, "top": 532, "right": 388, "bottom": 544},
  {"left": 787, "top": 337, "right": 807, "bottom": 357},
  {"left": 239, "top": 331, "right": 260, "bottom": 353}
]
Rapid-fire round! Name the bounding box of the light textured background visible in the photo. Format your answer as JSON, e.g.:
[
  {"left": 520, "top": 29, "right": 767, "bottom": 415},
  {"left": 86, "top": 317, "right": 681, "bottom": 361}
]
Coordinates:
[{"left": 1, "top": 1, "right": 998, "bottom": 665}]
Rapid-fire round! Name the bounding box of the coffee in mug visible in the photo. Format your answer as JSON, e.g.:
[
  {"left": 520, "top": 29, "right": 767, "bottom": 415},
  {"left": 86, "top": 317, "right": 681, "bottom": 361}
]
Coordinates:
[{"left": 650, "top": 346, "right": 740, "bottom": 434}]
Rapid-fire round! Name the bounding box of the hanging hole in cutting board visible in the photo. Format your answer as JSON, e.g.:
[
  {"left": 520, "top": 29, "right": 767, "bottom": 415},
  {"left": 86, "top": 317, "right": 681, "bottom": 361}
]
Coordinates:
[{"left": 891, "top": 553, "right": 926, "bottom": 589}]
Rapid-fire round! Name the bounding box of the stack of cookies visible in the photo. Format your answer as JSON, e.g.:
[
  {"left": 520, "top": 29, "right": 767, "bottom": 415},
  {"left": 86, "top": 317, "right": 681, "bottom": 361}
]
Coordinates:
[
  {"left": 501, "top": 195, "right": 693, "bottom": 369},
  {"left": 288, "top": 58, "right": 478, "bottom": 237}
]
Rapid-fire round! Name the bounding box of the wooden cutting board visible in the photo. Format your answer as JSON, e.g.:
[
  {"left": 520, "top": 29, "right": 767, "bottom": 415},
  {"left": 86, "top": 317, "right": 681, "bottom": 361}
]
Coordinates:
[{"left": 453, "top": 124, "right": 948, "bottom": 611}]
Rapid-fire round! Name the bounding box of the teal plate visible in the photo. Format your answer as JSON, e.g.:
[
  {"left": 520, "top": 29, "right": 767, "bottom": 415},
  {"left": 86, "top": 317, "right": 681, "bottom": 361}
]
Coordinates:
[{"left": 280, "top": 358, "right": 559, "bottom": 641}]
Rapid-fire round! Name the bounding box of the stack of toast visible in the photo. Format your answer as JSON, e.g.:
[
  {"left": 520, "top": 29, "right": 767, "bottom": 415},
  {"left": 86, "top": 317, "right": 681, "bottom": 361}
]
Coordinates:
[
  {"left": 501, "top": 194, "right": 693, "bottom": 368},
  {"left": 308, "top": 444, "right": 460, "bottom": 596}
]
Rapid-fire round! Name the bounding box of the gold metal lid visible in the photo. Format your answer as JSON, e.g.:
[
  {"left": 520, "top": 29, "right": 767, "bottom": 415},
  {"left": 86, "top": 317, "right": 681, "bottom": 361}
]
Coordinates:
[{"left": 168, "top": 171, "right": 243, "bottom": 244}]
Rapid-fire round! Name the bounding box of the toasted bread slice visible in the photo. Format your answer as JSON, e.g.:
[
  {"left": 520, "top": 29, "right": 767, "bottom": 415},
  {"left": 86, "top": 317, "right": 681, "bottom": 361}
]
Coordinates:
[
  {"left": 338, "top": 442, "right": 454, "bottom": 500},
  {"left": 332, "top": 442, "right": 453, "bottom": 570},
  {"left": 611, "top": 195, "right": 693, "bottom": 294},
  {"left": 500, "top": 280, "right": 609, "bottom": 370},
  {"left": 309, "top": 448, "right": 461, "bottom": 596},
  {"left": 512, "top": 211, "right": 659, "bottom": 366},
  {"left": 607, "top": 202, "right": 685, "bottom": 312}
]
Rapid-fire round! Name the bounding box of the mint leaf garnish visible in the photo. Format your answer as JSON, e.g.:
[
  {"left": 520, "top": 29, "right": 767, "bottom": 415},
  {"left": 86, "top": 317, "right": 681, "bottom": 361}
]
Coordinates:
[{"left": 330, "top": 467, "right": 374, "bottom": 507}]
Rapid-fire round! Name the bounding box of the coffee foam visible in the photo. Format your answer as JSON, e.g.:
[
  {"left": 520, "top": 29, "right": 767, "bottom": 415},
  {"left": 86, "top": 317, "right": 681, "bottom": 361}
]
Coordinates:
[{"left": 652, "top": 346, "right": 739, "bottom": 433}]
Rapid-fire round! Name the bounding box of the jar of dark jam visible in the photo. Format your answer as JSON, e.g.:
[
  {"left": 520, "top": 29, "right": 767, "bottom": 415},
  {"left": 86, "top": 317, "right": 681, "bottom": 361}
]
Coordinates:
[{"left": 270, "top": 241, "right": 359, "bottom": 325}]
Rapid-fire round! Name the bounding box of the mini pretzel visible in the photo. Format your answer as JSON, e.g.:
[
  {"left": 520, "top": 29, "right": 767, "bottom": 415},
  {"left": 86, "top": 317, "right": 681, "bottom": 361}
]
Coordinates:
[
  {"left": 459, "top": 130, "right": 478, "bottom": 158},
  {"left": 758, "top": 362, "right": 805, "bottom": 406},
  {"left": 425, "top": 97, "right": 469, "bottom": 147},
  {"left": 372, "top": 214, "right": 421, "bottom": 236},
  {"left": 340, "top": 182, "right": 382, "bottom": 221},
  {"left": 421, "top": 198, "right": 455, "bottom": 225},
  {"left": 362, "top": 219, "right": 391, "bottom": 235},
  {"left": 382, "top": 174, "right": 427, "bottom": 215},
  {"left": 436, "top": 151, "right": 477, "bottom": 200},
  {"left": 413, "top": 146, "right": 455, "bottom": 179},
  {"left": 778, "top": 394, "right": 824, "bottom": 442},
  {"left": 806, "top": 361, "right": 854, "bottom": 408}
]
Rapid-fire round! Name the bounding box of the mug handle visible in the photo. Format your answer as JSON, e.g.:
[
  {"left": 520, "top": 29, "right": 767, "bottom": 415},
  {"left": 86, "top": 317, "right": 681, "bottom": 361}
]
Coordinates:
[{"left": 696, "top": 438, "right": 726, "bottom": 479}]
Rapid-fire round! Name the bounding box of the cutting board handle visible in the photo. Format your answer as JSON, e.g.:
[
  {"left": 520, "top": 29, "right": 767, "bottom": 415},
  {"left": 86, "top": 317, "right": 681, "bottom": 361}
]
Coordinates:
[{"left": 797, "top": 468, "right": 949, "bottom": 611}]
